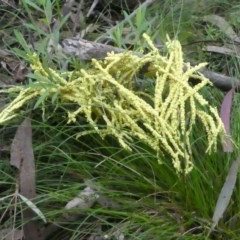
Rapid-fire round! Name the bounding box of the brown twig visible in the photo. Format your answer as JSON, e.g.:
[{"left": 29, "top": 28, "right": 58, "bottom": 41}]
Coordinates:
[
  {"left": 60, "top": 37, "right": 240, "bottom": 92},
  {"left": 199, "top": 69, "right": 240, "bottom": 91}
]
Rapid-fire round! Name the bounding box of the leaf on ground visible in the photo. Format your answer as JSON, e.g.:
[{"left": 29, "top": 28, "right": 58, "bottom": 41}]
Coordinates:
[
  {"left": 0, "top": 228, "right": 23, "bottom": 240},
  {"left": 0, "top": 51, "right": 28, "bottom": 84},
  {"left": 10, "top": 118, "right": 36, "bottom": 197},
  {"left": 220, "top": 89, "right": 234, "bottom": 152},
  {"left": 204, "top": 45, "right": 239, "bottom": 57},
  {"left": 10, "top": 118, "right": 42, "bottom": 240},
  {"left": 203, "top": 15, "right": 240, "bottom": 43},
  {"left": 209, "top": 155, "right": 240, "bottom": 235},
  {"left": 64, "top": 187, "right": 99, "bottom": 210},
  {"left": 18, "top": 193, "right": 47, "bottom": 224},
  {"left": 64, "top": 187, "right": 99, "bottom": 220}
]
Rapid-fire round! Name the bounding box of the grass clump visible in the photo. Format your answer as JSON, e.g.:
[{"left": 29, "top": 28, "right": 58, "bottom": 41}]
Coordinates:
[{"left": 1, "top": 1, "right": 240, "bottom": 239}]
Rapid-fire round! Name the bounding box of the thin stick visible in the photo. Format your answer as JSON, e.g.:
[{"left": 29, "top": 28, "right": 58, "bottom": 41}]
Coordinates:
[{"left": 100, "top": 0, "right": 158, "bottom": 39}]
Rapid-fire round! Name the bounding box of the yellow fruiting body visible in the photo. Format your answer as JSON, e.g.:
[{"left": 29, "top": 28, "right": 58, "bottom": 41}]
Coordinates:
[{"left": 0, "top": 34, "right": 225, "bottom": 174}]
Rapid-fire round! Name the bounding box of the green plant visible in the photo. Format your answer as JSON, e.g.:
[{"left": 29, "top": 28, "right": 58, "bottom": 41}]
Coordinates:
[{"left": 2, "top": 1, "right": 240, "bottom": 239}]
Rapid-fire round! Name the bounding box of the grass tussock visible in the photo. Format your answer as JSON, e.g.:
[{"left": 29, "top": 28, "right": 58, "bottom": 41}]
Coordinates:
[{"left": 1, "top": 0, "right": 240, "bottom": 239}]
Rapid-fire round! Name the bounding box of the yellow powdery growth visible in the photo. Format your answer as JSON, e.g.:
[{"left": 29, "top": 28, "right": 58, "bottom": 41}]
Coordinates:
[{"left": 0, "top": 34, "right": 225, "bottom": 174}]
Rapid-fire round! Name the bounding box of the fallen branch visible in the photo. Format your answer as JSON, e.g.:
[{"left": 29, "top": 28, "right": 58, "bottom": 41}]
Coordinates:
[
  {"left": 59, "top": 37, "right": 240, "bottom": 92},
  {"left": 199, "top": 69, "right": 240, "bottom": 91}
]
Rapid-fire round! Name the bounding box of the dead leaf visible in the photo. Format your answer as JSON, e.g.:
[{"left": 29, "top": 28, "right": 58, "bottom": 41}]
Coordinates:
[
  {"left": 209, "top": 155, "right": 240, "bottom": 235},
  {"left": 64, "top": 186, "right": 99, "bottom": 221},
  {"left": 0, "top": 228, "right": 23, "bottom": 240},
  {"left": 203, "top": 15, "right": 240, "bottom": 43},
  {"left": 11, "top": 118, "right": 42, "bottom": 240},
  {"left": 10, "top": 118, "right": 36, "bottom": 197},
  {"left": 0, "top": 50, "right": 28, "bottom": 85},
  {"left": 220, "top": 89, "right": 234, "bottom": 152}
]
